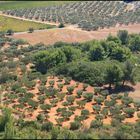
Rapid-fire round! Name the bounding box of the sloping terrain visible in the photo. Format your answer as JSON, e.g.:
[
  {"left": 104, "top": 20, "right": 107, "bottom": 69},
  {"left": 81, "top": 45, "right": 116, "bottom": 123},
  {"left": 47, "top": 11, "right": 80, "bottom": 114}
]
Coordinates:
[
  {"left": 3, "top": 1, "right": 140, "bottom": 31},
  {"left": 11, "top": 23, "right": 140, "bottom": 45}
]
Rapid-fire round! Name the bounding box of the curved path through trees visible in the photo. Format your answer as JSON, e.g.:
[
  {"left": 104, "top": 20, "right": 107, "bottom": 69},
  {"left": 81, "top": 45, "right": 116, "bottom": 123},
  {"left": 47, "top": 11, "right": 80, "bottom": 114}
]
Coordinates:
[{"left": 1, "top": 12, "right": 140, "bottom": 46}]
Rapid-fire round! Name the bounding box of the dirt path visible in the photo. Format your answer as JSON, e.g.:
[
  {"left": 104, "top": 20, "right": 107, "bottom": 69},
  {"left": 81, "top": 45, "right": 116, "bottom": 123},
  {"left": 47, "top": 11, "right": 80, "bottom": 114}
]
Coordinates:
[
  {"left": 10, "top": 23, "right": 140, "bottom": 45},
  {"left": 2, "top": 12, "right": 140, "bottom": 45}
]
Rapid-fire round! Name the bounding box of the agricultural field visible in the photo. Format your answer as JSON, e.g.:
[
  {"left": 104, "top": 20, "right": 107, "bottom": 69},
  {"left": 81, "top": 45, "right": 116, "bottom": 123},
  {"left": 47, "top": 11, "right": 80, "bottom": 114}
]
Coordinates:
[
  {"left": 0, "top": 1, "right": 73, "bottom": 10},
  {"left": 0, "top": 15, "right": 55, "bottom": 32},
  {"left": 11, "top": 23, "right": 140, "bottom": 45},
  {"left": 0, "top": 1, "right": 140, "bottom": 139},
  {"left": 0, "top": 30, "right": 140, "bottom": 138},
  {"left": 3, "top": 1, "right": 140, "bottom": 31}
]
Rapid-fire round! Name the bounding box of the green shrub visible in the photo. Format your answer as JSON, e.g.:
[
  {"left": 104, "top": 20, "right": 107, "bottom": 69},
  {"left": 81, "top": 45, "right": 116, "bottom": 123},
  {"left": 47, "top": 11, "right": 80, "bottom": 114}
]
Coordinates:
[
  {"left": 70, "top": 121, "right": 81, "bottom": 130},
  {"left": 41, "top": 121, "right": 53, "bottom": 131},
  {"left": 90, "top": 120, "right": 103, "bottom": 129},
  {"left": 83, "top": 92, "right": 93, "bottom": 102}
]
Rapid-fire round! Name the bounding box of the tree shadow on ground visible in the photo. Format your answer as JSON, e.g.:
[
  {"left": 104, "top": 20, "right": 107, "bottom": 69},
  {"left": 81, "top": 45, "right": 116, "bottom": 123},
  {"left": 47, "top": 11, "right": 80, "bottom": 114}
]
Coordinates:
[{"left": 103, "top": 85, "right": 135, "bottom": 94}]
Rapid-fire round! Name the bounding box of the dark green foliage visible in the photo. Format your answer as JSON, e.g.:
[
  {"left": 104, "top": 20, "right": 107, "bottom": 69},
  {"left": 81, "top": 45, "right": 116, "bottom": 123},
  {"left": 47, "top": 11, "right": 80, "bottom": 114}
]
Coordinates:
[
  {"left": 41, "top": 121, "right": 53, "bottom": 131},
  {"left": 89, "top": 43, "right": 105, "bottom": 61},
  {"left": 81, "top": 109, "right": 90, "bottom": 118},
  {"left": 70, "top": 121, "right": 81, "bottom": 130},
  {"left": 90, "top": 120, "right": 103, "bottom": 129},
  {"left": 28, "top": 27, "right": 34, "bottom": 33},
  {"left": 6, "top": 29, "right": 14, "bottom": 35},
  {"left": 117, "top": 30, "right": 128, "bottom": 45},
  {"left": 105, "top": 64, "right": 123, "bottom": 88},
  {"left": 58, "top": 23, "right": 65, "bottom": 28},
  {"left": 83, "top": 92, "right": 93, "bottom": 102}
]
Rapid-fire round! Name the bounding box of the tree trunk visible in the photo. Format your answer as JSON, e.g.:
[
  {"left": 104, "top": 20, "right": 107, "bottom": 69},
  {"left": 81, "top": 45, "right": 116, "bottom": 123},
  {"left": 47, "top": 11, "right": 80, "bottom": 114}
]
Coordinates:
[
  {"left": 109, "top": 83, "right": 111, "bottom": 89},
  {"left": 122, "top": 80, "right": 125, "bottom": 86}
]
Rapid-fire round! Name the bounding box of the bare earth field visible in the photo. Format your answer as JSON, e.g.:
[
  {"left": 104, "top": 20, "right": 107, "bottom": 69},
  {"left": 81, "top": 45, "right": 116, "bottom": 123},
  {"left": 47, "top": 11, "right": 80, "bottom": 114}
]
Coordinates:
[{"left": 11, "top": 23, "right": 140, "bottom": 45}]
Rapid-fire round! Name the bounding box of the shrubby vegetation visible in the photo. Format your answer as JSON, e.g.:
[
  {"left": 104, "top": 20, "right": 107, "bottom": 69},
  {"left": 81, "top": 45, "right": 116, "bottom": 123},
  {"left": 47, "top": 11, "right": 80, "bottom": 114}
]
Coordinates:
[
  {"left": 0, "top": 107, "right": 139, "bottom": 139},
  {"left": 33, "top": 30, "right": 139, "bottom": 88},
  {"left": 0, "top": 30, "right": 140, "bottom": 139}
]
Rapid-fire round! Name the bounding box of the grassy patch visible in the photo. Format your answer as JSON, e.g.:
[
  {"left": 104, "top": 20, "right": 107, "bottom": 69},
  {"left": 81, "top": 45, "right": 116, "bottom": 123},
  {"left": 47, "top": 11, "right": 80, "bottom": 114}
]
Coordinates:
[
  {"left": 0, "top": 1, "right": 73, "bottom": 10},
  {"left": 0, "top": 15, "right": 56, "bottom": 32}
]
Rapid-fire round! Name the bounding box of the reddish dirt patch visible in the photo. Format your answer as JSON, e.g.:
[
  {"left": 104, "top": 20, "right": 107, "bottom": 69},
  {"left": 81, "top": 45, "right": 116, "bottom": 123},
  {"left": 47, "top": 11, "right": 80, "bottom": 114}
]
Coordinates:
[{"left": 3, "top": 75, "right": 139, "bottom": 129}]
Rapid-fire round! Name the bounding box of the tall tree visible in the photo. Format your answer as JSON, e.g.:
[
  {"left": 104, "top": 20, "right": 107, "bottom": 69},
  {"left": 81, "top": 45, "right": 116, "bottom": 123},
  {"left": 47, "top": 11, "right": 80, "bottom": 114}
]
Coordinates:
[
  {"left": 122, "top": 60, "right": 136, "bottom": 85},
  {"left": 105, "top": 64, "right": 123, "bottom": 88},
  {"left": 117, "top": 30, "right": 128, "bottom": 45}
]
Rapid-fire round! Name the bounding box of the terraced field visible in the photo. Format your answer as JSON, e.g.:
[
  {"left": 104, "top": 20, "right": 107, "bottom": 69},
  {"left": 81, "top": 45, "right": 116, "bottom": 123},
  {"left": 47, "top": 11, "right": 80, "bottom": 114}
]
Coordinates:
[
  {"left": 0, "top": 1, "right": 72, "bottom": 10},
  {"left": 3, "top": 1, "right": 140, "bottom": 31},
  {"left": 0, "top": 15, "right": 55, "bottom": 32}
]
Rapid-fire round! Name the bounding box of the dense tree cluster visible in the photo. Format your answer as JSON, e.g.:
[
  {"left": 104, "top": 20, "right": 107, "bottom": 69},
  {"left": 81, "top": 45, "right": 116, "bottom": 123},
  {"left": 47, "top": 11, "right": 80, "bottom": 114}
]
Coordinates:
[{"left": 33, "top": 30, "right": 139, "bottom": 88}]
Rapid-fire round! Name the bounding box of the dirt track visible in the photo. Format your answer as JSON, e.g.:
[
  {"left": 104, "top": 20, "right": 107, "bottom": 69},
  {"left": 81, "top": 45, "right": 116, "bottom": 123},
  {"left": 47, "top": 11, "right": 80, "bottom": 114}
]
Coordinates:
[
  {"left": 2, "top": 12, "right": 140, "bottom": 45},
  {"left": 11, "top": 23, "right": 140, "bottom": 45}
]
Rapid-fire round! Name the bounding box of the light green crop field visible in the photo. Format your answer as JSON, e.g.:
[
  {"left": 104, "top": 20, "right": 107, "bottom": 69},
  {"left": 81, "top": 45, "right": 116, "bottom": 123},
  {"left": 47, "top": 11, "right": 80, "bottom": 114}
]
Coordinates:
[
  {"left": 0, "top": 15, "right": 56, "bottom": 32},
  {"left": 0, "top": 1, "right": 74, "bottom": 10}
]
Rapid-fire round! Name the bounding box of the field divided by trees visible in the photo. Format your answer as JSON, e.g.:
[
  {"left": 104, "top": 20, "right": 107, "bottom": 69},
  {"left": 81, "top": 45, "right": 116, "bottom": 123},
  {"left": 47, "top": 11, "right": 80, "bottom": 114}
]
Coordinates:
[
  {"left": 3, "top": 1, "right": 140, "bottom": 31},
  {"left": 0, "top": 15, "right": 55, "bottom": 32}
]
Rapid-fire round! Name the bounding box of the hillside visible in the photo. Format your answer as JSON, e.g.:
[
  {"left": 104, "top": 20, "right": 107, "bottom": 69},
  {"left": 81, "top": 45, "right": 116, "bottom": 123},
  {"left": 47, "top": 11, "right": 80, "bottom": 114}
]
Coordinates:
[
  {"left": 2, "top": 1, "right": 140, "bottom": 31},
  {"left": 0, "top": 1, "right": 140, "bottom": 139},
  {"left": 0, "top": 31, "right": 140, "bottom": 139},
  {"left": 0, "top": 1, "right": 72, "bottom": 10}
]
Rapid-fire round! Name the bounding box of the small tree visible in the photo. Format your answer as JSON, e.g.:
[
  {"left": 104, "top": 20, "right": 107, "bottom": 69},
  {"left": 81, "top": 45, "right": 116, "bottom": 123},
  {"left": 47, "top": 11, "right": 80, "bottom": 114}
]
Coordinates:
[
  {"left": 57, "top": 83, "right": 63, "bottom": 91},
  {"left": 50, "top": 99, "right": 58, "bottom": 107},
  {"left": 37, "top": 95, "right": 46, "bottom": 104},
  {"left": 134, "top": 102, "right": 140, "bottom": 111},
  {"left": 28, "top": 27, "right": 34, "bottom": 33},
  {"left": 36, "top": 114, "right": 45, "bottom": 122},
  {"left": 64, "top": 78, "right": 71, "bottom": 85},
  {"left": 55, "top": 117, "right": 64, "bottom": 126},
  {"left": 92, "top": 105, "right": 101, "bottom": 114},
  {"left": 81, "top": 109, "right": 90, "bottom": 119},
  {"left": 83, "top": 84, "right": 88, "bottom": 91},
  {"left": 41, "top": 121, "right": 53, "bottom": 131},
  {"left": 76, "top": 100, "right": 86, "bottom": 109},
  {"left": 61, "top": 111, "right": 73, "bottom": 120},
  {"left": 58, "top": 23, "right": 65, "bottom": 28},
  {"left": 66, "top": 95, "right": 75, "bottom": 105},
  {"left": 100, "top": 90, "right": 109, "bottom": 98},
  {"left": 74, "top": 115, "right": 85, "bottom": 122},
  {"left": 123, "top": 108, "right": 135, "bottom": 118},
  {"left": 45, "top": 87, "right": 58, "bottom": 98},
  {"left": 90, "top": 120, "right": 103, "bottom": 129},
  {"left": 104, "top": 100, "right": 116, "bottom": 108},
  {"left": 94, "top": 87, "right": 101, "bottom": 95},
  {"left": 94, "top": 96, "right": 105, "bottom": 105},
  {"left": 6, "top": 29, "right": 14, "bottom": 35},
  {"left": 117, "top": 30, "right": 128, "bottom": 45},
  {"left": 76, "top": 90, "right": 83, "bottom": 98},
  {"left": 49, "top": 80, "right": 55, "bottom": 87},
  {"left": 28, "top": 99, "right": 38, "bottom": 109},
  {"left": 40, "top": 104, "right": 52, "bottom": 113},
  {"left": 111, "top": 118, "right": 121, "bottom": 127},
  {"left": 95, "top": 114, "right": 104, "bottom": 121},
  {"left": 113, "top": 114, "right": 125, "bottom": 123},
  {"left": 56, "top": 93, "right": 65, "bottom": 101},
  {"left": 83, "top": 92, "right": 93, "bottom": 102},
  {"left": 122, "top": 96, "right": 133, "bottom": 107},
  {"left": 101, "top": 107, "right": 108, "bottom": 118},
  {"left": 70, "top": 121, "right": 81, "bottom": 130},
  {"left": 68, "top": 106, "right": 76, "bottom": 113},
  {"left": 67, "top": 86, "right": 74, "bottom": 94},
  {"left": 137, "top": 112, "right": 140, "bottom": 119}
]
